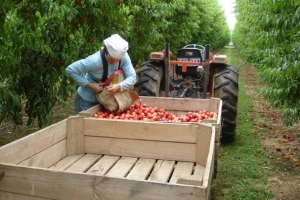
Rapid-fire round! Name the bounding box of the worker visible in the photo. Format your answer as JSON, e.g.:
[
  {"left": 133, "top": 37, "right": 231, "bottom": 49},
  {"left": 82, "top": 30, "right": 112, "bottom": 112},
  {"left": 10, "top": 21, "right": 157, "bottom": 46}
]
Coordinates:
[{"left": 66, "top": 34, "right": 136, "bottom": 114}]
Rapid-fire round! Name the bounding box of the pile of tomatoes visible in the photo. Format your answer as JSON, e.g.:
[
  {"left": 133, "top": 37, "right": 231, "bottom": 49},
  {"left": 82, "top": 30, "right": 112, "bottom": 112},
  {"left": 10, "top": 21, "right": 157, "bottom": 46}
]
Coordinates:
[{"left": 93, "top": 102, "right": 218, "bottom": 123}]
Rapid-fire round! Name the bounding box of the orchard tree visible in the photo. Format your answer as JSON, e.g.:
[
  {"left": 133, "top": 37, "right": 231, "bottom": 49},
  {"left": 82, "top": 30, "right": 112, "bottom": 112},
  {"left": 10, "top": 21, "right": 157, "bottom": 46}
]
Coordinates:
[
  {"left": 0, "top": 0, "right": 132, "bottom": 127},
  {"left": 0, "top": 0, "right": 229, "bottom": 128},
  {"left": 233, "top": 0, "right": 300, "bottom": 125},
  {"left": 194, "top": 0, "right": 231, "bottom": 49},
  {"left": 1, "top": 1, "right": 79, "bottom": 126}
]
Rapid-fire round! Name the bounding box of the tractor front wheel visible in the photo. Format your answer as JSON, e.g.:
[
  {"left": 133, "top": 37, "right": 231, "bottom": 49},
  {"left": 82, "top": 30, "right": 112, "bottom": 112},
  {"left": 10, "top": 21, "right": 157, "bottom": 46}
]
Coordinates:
[{"left": 213, "top": 64, "right": 239, "bottom": 142}]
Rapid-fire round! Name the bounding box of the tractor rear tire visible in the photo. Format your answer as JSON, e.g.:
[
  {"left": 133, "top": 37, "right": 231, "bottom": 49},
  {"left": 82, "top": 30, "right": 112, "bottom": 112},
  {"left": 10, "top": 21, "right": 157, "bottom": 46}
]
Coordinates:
[
  {"left": 134, "top": 61, "right": 163, "bottom": 97},
  {"left": 213, "top": 64, "right": 239, "bottom": 142}
]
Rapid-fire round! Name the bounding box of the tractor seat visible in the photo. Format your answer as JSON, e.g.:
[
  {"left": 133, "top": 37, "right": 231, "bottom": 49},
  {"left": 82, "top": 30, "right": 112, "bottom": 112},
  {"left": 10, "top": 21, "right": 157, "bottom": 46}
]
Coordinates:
[{"left": 175, "top": 48, "right": 203, "bottom": 76}]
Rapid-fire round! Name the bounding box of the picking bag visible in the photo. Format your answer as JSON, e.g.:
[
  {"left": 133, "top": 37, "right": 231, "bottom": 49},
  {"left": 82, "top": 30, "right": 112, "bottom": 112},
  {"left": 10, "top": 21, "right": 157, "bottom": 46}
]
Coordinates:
[
  {"left": 96, "top": 89, "right": 139, "bottom": 114},
  {"left": 96, "top": 69, "right": 139, "bottom": 113}
]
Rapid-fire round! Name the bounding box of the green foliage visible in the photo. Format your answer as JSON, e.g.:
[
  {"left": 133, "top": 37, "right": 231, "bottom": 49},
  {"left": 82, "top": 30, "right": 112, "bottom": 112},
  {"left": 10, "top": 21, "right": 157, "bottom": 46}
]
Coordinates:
[
  {"left": 0, "top": 0, "right": 230, "bottom": 127},
  {"left": 232, "top": 0, "right": 300, "bottom": 125}
]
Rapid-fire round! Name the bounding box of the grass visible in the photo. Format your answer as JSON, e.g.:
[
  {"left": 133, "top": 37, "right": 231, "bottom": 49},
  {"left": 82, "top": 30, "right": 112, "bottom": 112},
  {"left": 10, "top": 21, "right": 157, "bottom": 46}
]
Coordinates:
[{"left": 211, "top": 47, "right": 274, "bottom": 200}]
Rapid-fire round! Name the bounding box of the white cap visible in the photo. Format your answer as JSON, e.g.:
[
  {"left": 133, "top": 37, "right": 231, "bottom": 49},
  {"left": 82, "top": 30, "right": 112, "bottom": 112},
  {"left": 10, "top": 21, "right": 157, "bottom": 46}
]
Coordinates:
[{"left": 103, "top": 34, "right": 129, "bottom": 59}]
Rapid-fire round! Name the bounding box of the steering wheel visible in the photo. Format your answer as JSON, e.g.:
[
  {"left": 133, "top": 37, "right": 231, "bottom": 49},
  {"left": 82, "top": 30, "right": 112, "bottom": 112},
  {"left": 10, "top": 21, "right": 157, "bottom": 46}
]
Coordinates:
[{"left": 183, "top": 44, "right": 205, "bottom": 53}]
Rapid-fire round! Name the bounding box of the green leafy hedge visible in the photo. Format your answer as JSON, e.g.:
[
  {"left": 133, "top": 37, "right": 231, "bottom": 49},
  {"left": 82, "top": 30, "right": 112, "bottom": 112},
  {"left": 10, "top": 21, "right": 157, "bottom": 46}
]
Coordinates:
[{"left": 232, "top": 0, "right": 300, "bottom": 125}]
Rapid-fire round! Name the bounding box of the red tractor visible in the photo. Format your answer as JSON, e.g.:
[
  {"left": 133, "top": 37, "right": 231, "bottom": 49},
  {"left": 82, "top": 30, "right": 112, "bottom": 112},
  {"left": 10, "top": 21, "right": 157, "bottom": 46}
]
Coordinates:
[{"left": 134, "top": 43, "right": 239, "bottom": 142}]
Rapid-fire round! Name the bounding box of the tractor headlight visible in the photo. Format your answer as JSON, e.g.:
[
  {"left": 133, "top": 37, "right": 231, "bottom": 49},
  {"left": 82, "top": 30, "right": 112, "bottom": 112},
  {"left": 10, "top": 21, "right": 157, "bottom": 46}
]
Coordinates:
[{"left": 197, "top": 66, "right": 204, "bottom": 76}]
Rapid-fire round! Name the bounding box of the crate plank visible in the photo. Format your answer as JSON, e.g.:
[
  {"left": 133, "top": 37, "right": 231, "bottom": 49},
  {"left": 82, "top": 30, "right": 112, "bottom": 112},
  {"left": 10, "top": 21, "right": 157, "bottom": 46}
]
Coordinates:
[
  {"left": 200, "top": 127, "right": 215, "bottom": 189},
  {"left": 106, "top": 157, "right": 138, "bottom": 178},
  {"left": 126, "top": 158, "right": 156, "bottom": 180},
  {"left": 137, "top": 96, "right": 217, "bottom": 111},
  {"left": 0, "top": 119, "right": 67, "bottom": 164},
  {"left": 0, "top": 163, "right": 208, "bottom": 200},
  {"left": 19, "top": 140, "right": 67, "bottom": 168},
  {"left": 176, "top": 163, "right": 204, "bottom": 186},
  {"left": 196, "top": 125, "right": 213, "bottom": 166},
  {"left": 79, "top": 104, "right": 101, "bottom": 117},
  {"left": 85, "top": 137, "right": 196, "bottom": 162},
  {"left": 86, "top": 155, "right": 120, "bottom": 175},
  {"left": 49, "top": 154, "right": 85, "bottom": 170},
  {"left": 194, "top": 164, "right": 205, "bottom": 176},
  {"left": 148, "top": 160, "right": 175, "bottom": 183},
  {"left": 84, "top": 118, "right": 198, "bottom": 143},
  {"left": 85, "top": 97, "right": 221, "bottom": 116},
  {"left": 169, "top": 161, "right": 194, "bottom": 184},
  {"left": 176, "top": 175, "right": 203, "bottom": 186},
  {"left": 67, "top": 116, "right": 84, "bottom": 156},
  {"left": 0, "top": 191, "right": 51, "bottom": 200},
  {"left": 66, "top": 154, "right": 102, "bottom": 173},
  {"left": 208, "top": 98, "right": 221, "bottom": 113}
]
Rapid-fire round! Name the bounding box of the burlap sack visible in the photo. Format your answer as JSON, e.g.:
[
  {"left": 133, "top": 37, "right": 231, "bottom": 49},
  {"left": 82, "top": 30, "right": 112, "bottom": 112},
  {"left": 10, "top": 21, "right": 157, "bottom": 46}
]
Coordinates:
[
  {"left": 96, "top": 89, "right": 139, "bottom": 113},
  {"left": 95, "top": 68, "right": 139, "bottom": 113}
]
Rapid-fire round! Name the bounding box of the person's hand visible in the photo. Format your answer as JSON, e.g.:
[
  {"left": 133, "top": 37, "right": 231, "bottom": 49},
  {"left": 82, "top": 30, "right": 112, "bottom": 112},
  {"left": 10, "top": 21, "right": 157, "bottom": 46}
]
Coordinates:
[
  {"left": 106, "top": 84, "right": 121, "bottom": 94},
  {"left": 86, "top": 83, "right": 104, "bottom": 93}
]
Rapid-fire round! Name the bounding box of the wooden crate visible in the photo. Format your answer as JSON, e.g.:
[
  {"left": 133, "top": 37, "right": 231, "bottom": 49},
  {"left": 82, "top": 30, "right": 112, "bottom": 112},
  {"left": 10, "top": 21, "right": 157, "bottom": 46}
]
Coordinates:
[
  {"left": 80, "top": 96, "right": 222, "bottom": 143},
  {"left": 0, "top": 116, "right": 216, "bottom": 200},
  {"left": 80, "top": 96, "right": 222, "bottom": 178}
]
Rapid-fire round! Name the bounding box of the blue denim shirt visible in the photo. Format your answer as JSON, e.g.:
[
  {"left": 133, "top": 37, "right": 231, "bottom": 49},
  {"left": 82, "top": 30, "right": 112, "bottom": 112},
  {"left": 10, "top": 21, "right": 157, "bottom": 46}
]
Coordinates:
[{"left": 66, "top": 50, "right": 136, "bottom": 103}]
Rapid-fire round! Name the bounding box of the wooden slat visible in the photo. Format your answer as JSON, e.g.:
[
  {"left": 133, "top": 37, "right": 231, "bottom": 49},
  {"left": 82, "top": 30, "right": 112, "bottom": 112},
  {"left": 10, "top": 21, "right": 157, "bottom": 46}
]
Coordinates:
[
  {"left": 0, "top": 163, "right": 208, "bottom": 200},
  {"left": 79, "top": 104, "right": 102, "bottom": 117},
  {"left": 176, "top": 164, "right": 204, "bottom": 186},
  {"left": 201, "top": 123, "right": 220, "bottom": 142},
  {"left": 137, "top": 96, "right": 213, "bottom": 111},
  {"left": 85, "top": 137, "right": 196, "bottom": 162},
  {"left": 176, "top": 175, "right": 203, "bottom": 186},
  {"left": 148, "top": 160, "right": 175, "bottom": 183},
  {"left": 214, "top": 124, "right": 220, "bottom": 142},
  {"left": 0, "top": 119, "right": 67, "bottom": 164},
  {"left": 208, "top": 98, "right": 221, "bottom": 113},
  {"left": 169, "top": 161, "right": 194, "bottom": 184},
  {"left": 19, "top": 140, "right": 67, "bottom": 168},
  {"left": 84, "top": 119, "right": 198, "bottom": 143},
  {"left": 202, "top": 119, "right": 217, "bottom": 123},
  {"left": 194, "top": 165, "right": 205, "bottom": 176},
  {"left": 196, "top": 124, "right": 213, "bottom": 166},
  {"left": 66, "top": 154, "right": 102, "bottom": 173},
  {"left": 201, "top": 126, "right": 215, "bottom": 190},
  {"left": 106, "top": 157, "right": 138, "bottom": 178},
  {"left": 67, "top": 116, "right": 84, "bottom": 156},
  {"left": 215, "top": 99, "right": 222, "bottom": 125},
  {"left": 168, "top": 110, "right": 187, "bottom": 116},
  {"left": 0, "top": 191, "right": 51, "bottom": 200},
  {"left": 86, "top": 155, "right": 120, "bottom": 175},
  {"left": 49, "top": 154, "right": 85, "bottom": 170},
  {"left": 126, "top": 158, "right": 156, "bottom": 180},
  {"left": 86, "top": 97, "right": 221, "bottom": 116}
]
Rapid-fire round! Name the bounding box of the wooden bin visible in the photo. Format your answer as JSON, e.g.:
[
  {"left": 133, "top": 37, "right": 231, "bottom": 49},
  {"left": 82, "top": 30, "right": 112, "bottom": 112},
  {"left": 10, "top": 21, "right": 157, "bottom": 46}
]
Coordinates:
[
  {"left": 80, "top": 96, "right": 222, "bottom": 143},
  {"left": 0, "top": 116, "right": 215, "bottom": 200},
  {"left": 80, "top": 96, "right": 222, "bottom": 177}
]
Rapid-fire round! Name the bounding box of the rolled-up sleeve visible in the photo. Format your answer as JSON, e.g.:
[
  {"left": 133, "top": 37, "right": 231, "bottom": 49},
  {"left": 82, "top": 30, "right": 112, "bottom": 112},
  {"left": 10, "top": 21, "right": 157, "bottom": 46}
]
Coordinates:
[{"left": 66, "top": 52, "right": 101, "bottom": 87}]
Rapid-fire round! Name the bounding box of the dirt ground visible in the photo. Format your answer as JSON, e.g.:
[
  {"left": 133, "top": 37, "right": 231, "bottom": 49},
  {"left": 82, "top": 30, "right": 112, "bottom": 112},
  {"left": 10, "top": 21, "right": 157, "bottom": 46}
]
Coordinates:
[
  {"left": 241, "top": 63, "right": 300, "bottom": 200},
  {"left": 0, "top": 103, "right": 74, "bottom": 147},
  {"left": 0, "top": 61, "right": 299, "bottom": 199}
]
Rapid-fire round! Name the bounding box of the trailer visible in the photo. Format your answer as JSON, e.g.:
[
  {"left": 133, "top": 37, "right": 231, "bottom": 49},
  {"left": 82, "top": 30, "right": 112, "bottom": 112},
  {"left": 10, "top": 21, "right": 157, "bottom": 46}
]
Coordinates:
[{"left": 0, "top": 97, "right": 221, "bottom": 200}]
